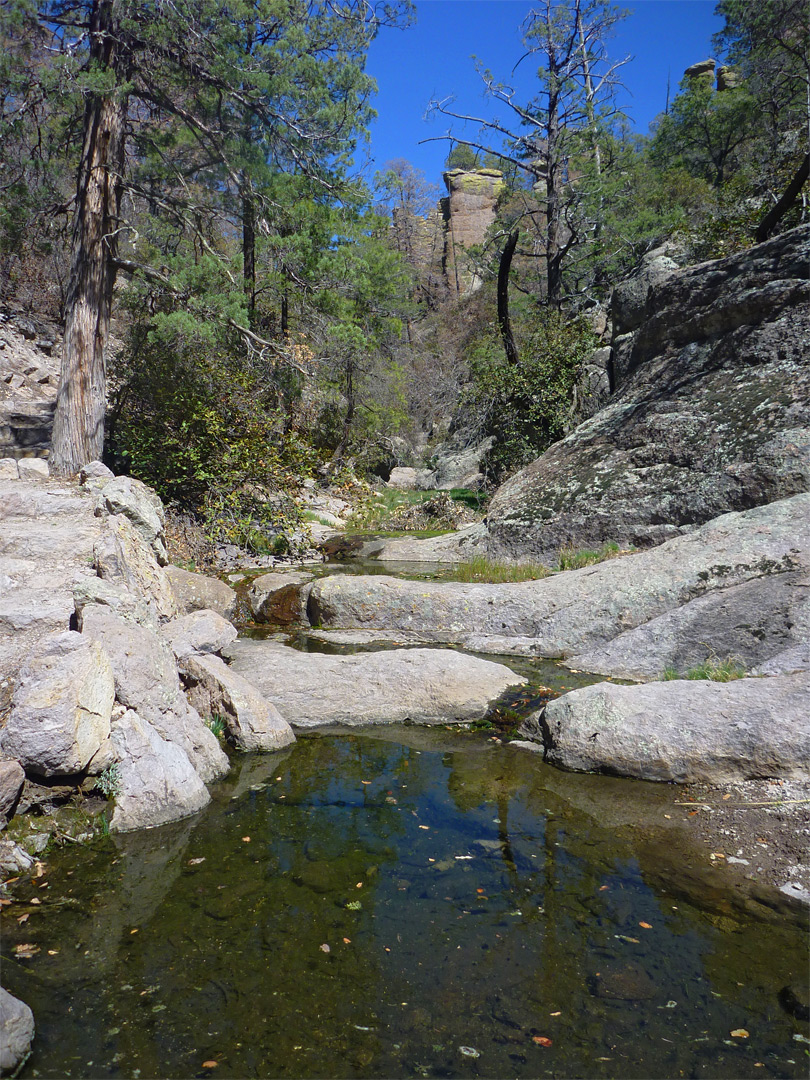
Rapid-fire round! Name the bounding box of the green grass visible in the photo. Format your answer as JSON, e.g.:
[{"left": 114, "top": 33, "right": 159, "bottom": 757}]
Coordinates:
[
  {"left": 444, "top": 554, "right": 551, "bottom": 583},
  {"left": 557, "top": 541, "right": 623, "bottom": 571},
  {"left": 661, "top": 657, "right": 747, "bottom": 682},
  {"left": 205, "top": 714, "right": 227, "bottom": 740}
]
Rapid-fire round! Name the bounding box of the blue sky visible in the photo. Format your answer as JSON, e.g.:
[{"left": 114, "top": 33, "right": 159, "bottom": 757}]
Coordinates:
[{"left": 362, "top": 0, "right": 725, "bottom": 188}]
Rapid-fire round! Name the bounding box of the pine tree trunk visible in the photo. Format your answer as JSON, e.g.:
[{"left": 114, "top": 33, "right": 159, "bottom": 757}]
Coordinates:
[
  {"left": 242, "top": 180, "right": 257, "bottom": 326},
  {"left": 51, "top": 0, "right": 126, "bottom": 476}
]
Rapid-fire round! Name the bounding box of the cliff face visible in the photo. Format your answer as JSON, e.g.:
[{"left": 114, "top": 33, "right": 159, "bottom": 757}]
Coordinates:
[{"left": 485, "top": 224, "right": 810, "bottom": 560}]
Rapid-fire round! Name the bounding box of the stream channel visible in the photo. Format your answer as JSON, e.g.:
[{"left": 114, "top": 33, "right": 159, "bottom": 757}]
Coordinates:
[{"left": 2, "top": 557, "right": 809, "bottom": 1079}]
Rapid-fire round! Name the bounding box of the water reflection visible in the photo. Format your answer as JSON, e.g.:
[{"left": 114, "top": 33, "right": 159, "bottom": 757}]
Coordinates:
[{"left": 1, "top": 729, "right": 806, "bottom": 1079}]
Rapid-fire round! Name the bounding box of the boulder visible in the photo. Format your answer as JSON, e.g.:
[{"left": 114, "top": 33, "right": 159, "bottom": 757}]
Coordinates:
[
  {"left": 1, "top": 631, "right": 114, "bottom": 777},
  {"left": 160, "top": 609, "right": 238, "bottom": 659},
  {"left": 567, "top": 571, "right": 810, "bottom": 680},
  {"left": 79, "top": 460, "right": 114, "bottom": 483},
  {"left": 224, "top": 641, "right": 525, "bottom": 727},
  {"left": 530, "top": 673, "right": 810, "bottom": 784},
  {"left": 94, "top": 514, "right": 177, "bottom": 619},
  {"left": 486, "top": 226, "right": 810, "bottom": 561},
  {"left": 0, "top": 759, "right": 25, "bottom": 819},
  {"left": 248, "top": 571, "right": 314, "bottom": 623},
  {"left": 181, "top": 652, "right": 296, "bottom": 751},
  {"left": 716, "top": 65, "right": 742, "bottom": 91},
  {"left": 93, "top": 474, "right": 168, "bottom": 564},
  {"left": 0, "top": 840, "right": 34, "bottom": 875},
  {"left": 610, "top": 245, "right": 680, "bottom": 337},
  {"left": 0, "top": 458, "right": 18, "bottom": 479},
  {"left": 16, "top": 457, "right": 49, "bottom": 480},
  {"left": 0, "top": 987, "right": 35, "bottom": 1072},
  {"left": 684, "top": 58, "right": 716, "bottom": 79},
  {"left": 164, "top": 564, "right": 237, "bottom": 621},
  {"left": 73, "top": 577, "right": 156, "bottom": 629},
  {"left": 109, "top": 709, "right": 210, "bottom": 832},
  {"left": 387, "top": 466, "right": 431, "bottom": 490},
  {"left": 307, "top": 495, "right": 810, "bottom": 657},
  {"left": 79, "top": 605, "right": 229, "bottom": 783}
]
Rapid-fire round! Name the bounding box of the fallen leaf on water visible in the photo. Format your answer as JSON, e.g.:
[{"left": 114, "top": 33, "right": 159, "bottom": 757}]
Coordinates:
[
  {"left": 188, "top": 858, "right": 206, "bottom": 865},
  {"left": 0, "top": 898, "right": 12, "bottom": 907},
  {"left": 730, "top": 1029, "right": 749, "bottom": 1039},
  {"left": 33, "top": 861, "right": 46, "bottom": 878},
  {"left": 361, "top": 780, "right": 371, "bottom": 785},
  {"left": 17, "top": 913, "right": 29, "bottom": 924},
  {"left": 130, "top": 928, "right": 139, "bottom": 934},
  {"left": 343, "top": 938, "right": 351, "bottom": 944},
  {"left": 319, "top": 943, "right": 331, "bottom": 953},
  {"left": 418, "top": 825, "right": 429, "bottom": 830},
  {"left": 47, "top": 950, "right": 59, "bottom": 956},
  {"left": 29, "top": 898, "right": 41, "bottom": 906},
  {"left": 550, "top": 1011, "right": 561, "bottom": 1017},
  {"left": 241, "top": 836, "right": 251, "bottom": 843},
  {"left": 722, "top": 793, "right": 732, "bottom": 800},
  {"left": 639, "top": 921, "right": 653, "bottom": 929},
  {"left": 689, "top": 810, "right": 700, "bottom": 816},
  {"left": 614, "top": 935, "right": 640, "bottom": 944},
  {"left": 532, "top": 1036, "right": 553, "bottom": 1047},
  {"left": 598, "top": 885, "right": 609, "bottom": 891},
  {"left": 202, "top": 1061, "right": 218, "bottom": 1069},
  {"left": 14, "top": 944, "right": 39, "bottom": 958},
  {"left": 356, "top": 882, "right": 363, "bottom": 889},
  {"left": 476, "top": 888, "right": 485, "bottom": 894}
]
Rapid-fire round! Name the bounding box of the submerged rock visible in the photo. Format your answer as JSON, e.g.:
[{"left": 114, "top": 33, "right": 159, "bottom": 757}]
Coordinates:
[
  {"left": 224, "top": 641, "right": 526, "bottom": 727},
  {"left": 529, "top": 673, "right": 810, "bottom": 783}
]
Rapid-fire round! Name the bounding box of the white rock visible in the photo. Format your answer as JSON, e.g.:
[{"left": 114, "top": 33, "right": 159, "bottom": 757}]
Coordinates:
[
  {"left": 109, "top": 709, "right": 210, "bottom": 832},
  {"left": 1, "top": 631, "right": 114, "bottom": 777},
  {"left": 16, "top": 457, "right": 49, "bottom": 480},
  {"left": 160, "top": 609, "right": 238, "bottom": 659},
  {"left": 0, "top": 987, "right": 35, "bottom": 1072},
  {"left": 182, "top": 652, "right": 295, "bottom": 751}
]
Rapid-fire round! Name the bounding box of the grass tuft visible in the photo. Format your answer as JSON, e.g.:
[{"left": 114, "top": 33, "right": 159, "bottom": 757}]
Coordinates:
[
  {"left": 557, "top": 541, "right": 622, "bottom": 571},
  {"left": 661, "top": 657, "right": 746, "bottom": 682},
  {"left": 445, "top": 554, "right": 551, "bottom": 583}
]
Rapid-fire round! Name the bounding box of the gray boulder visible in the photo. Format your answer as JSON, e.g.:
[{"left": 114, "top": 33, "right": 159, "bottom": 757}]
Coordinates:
[
  {"left": 530, "top": 673, "right": 810, "bottom": 784},
  {"left": 79, "top": 605, "right": 229, "bottom": 783},
  {"left": 307, "top": 495, "right": 810, "bottom": 657},
  {"left": 486, "top": 226, "right": 810, "bottom": 561},
  {"left": 16, "top": 457, "right": 49, "bottom": 480},
  {"left": 94, "top": 514, "right": 177, "bottom": 619},
  {"left": 109, "top": 709, "right": 210, "bottom": 832},
  {"left": 181, "top": 652, "right": 296, "bottom": 751},
  {"left": 73, "top": 577, "right": 156, "bottom": 629},
  {"left": 568, "top": 571, "right": 810, "bottom": 680},
  {"left": 0, "top": 759, "right": 24, "bottom": 819},
  {"left": 160, "top": 609, "right": 238, "bottom": 659},
  {"left": 1, "top": 632, "right": 114, "bottom": 777},
  {"left": 165, "top": 564, "right": 238, "bottom": 621},
  {"left": 249, "top": 571, "right": 314, "bottom": 623},
  {"left": 363, "top": 522, "right": 487, "bottom": 564},
  {"left": 0, "top": 987, "right": 35, "bottom": 1072},
  {"left": 224, "top": 641, "right": 525, "bottom": 727},
  {"left": 94, "top": 475, "right": 168, "bottom": 564}
]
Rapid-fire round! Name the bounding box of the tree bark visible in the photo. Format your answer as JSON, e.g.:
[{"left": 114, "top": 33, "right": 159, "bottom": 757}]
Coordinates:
[
  {"left": 497, "top": 228, "right": 520, "bottom": 367},
  {"left": 51, "top": 0, "right": 127, "bottom": 476},
  {"left": 242, "top": 180, "right": 257, "bottom": 326}
]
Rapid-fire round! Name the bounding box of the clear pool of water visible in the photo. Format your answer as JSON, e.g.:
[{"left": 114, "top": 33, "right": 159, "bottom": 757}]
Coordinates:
[{"left": 3, "top": 728, "right": 807, "bottom": 1079}]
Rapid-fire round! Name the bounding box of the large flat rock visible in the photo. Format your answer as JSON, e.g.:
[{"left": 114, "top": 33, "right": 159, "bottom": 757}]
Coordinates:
[
  {"left": 529, "top": 674, "right": 810, "bottom": 784},
  {"left": 224, "top": 641, "right": 526, "bottom": 727},
  {"left": 307, "top": 495, "right": 810, "bottom": 657}
]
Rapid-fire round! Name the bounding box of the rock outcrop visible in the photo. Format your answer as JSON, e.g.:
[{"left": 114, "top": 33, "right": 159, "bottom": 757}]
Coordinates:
[
  {"left": 0, "top": 466, "right": 295, "bottom": 840},
  {"left": 442, "top": 169, "right": 505, "bottom": 296},
  {"left": 485, "top": 226, "right": 810, "bottom": 561},
  {"left": 308, "top": 494, "right": 809, "bottom": 658}
]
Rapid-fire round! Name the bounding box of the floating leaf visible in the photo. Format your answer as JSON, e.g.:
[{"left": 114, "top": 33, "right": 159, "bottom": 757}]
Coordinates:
[
  {"left": 14, "top": 943, "right": 39, "bottom": 958},
  {"left": 598, "top": 885, "right": 609, "bottom": 891},
  {"left": 730, "top": 1029, "right": 749, "bottom": 1039},
  {"left": 202, "top": 1061, "right": 218, "bottom": 1069},
  {"left": 343, "top": 938, "right": 351, "bottom": 944},
  {"left": 241, "top": 836, "right": 251, "bottom": 843},
  {"left": 459, "top": 1046, "right": 480, "bottom": 1058},
  {"left": 188, "top": 858, "right": 206, "bottom": 865},
  {"left": 550, "top": 1010, "right": 561, "bottom": 1016},
  {"left": 319, "top": 943, "right": 331, "bottom": 953},
  {"left": 532, "top": 1036, "right": 553, "bottom": 1047},
  {"left": 639, "top": 921, "right": 653, "bottom": 929}
]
